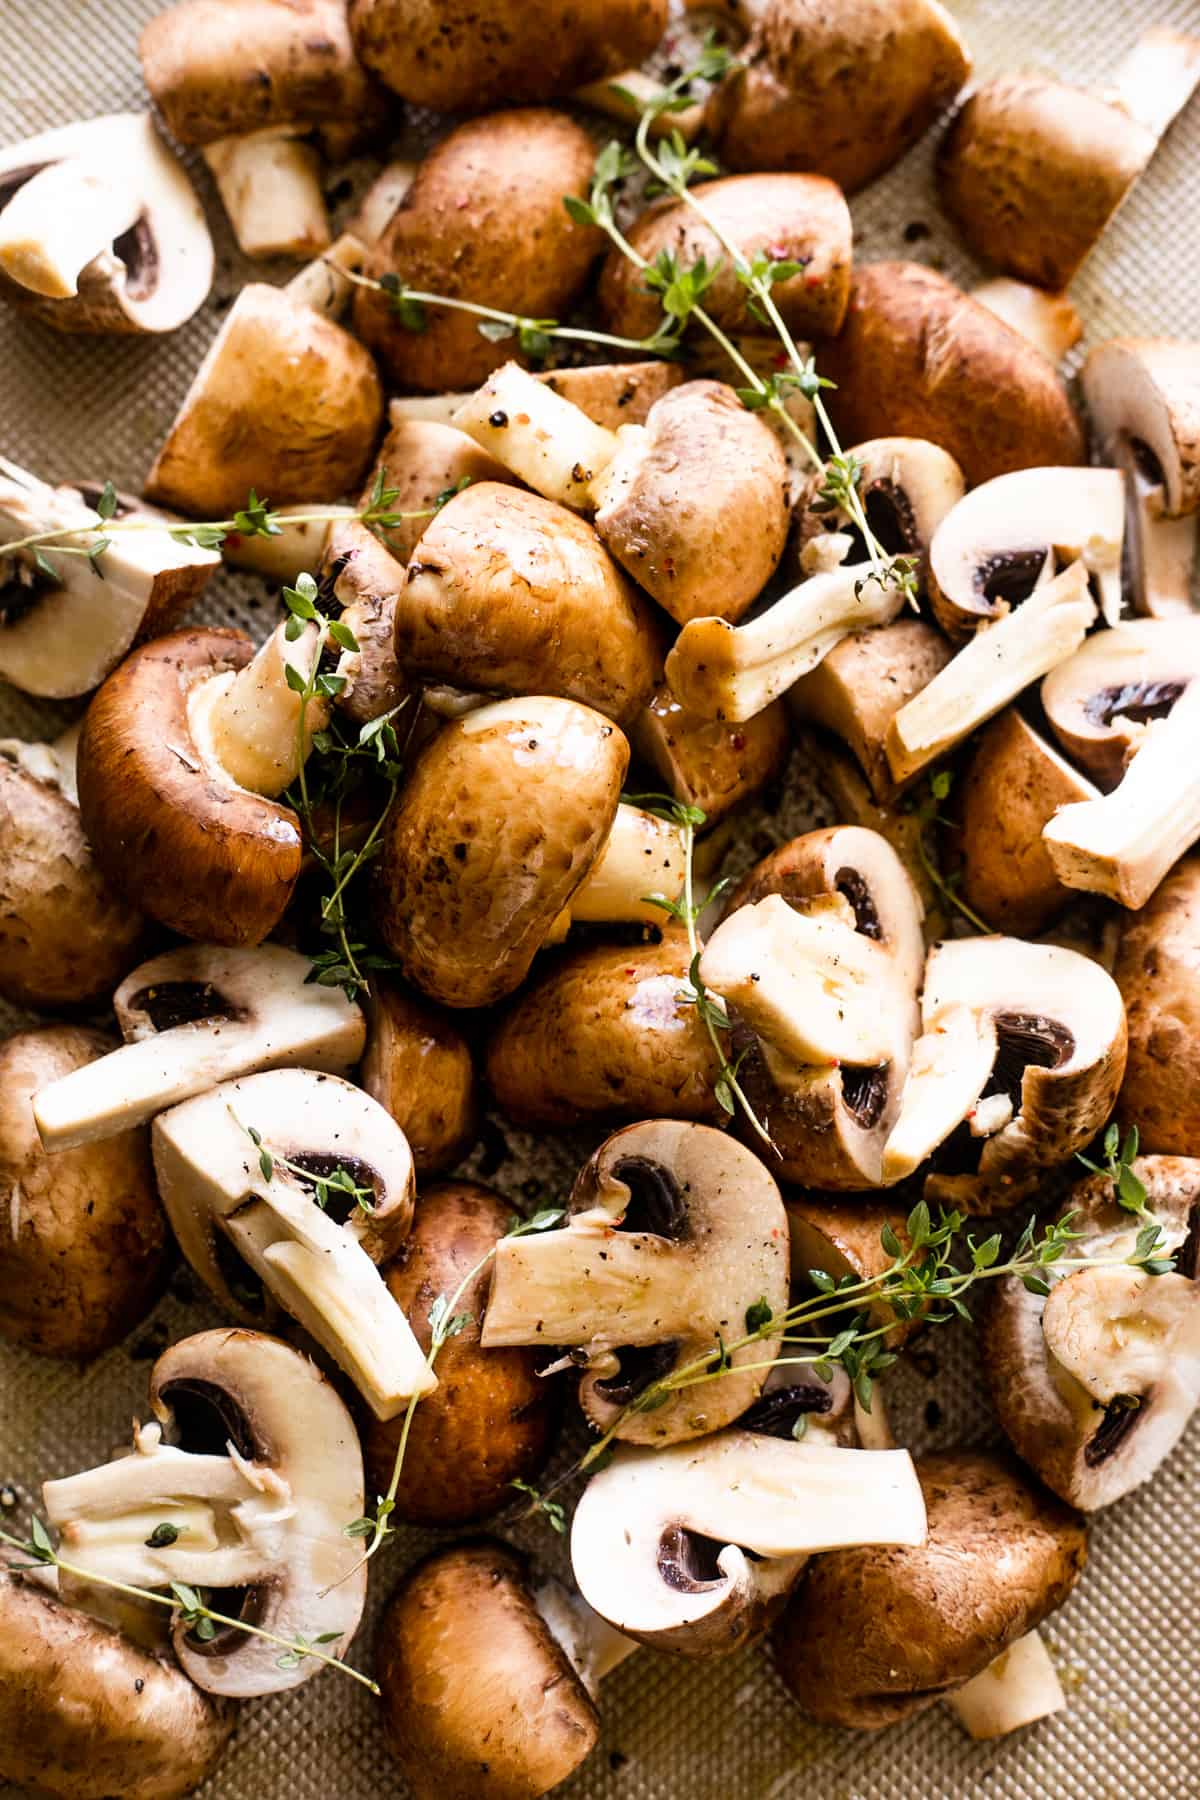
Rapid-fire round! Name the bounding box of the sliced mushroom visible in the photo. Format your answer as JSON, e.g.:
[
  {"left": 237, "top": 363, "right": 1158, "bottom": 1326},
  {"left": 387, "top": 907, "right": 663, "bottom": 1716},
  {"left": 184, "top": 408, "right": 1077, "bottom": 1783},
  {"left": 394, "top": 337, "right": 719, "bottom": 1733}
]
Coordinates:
[
  {"left": 881, "top": 936, "right": 1127, "bottom": 1203},
  {"left": 360, "top": 980, "right": 477, "bottom": 1175},
  {"left": 929, "top": 467, "right": 1125, "bottom": 637},
  {"left": 802, "top": 732, "right": 947, "bottom": 936},
  {"left": 482, "top": 1120, "right": 789, "bottom": 1445},
  {"left": 821, "top": 263, "right": 1086, "bottom": 488},
  {"left": 1114, "top": 855, "right": 1200, "bottom": 1153},
  {"left": 43, "top": 1328, "right": 367, "bottom": 1696},
  {"left": 33, "top": 942, "right": 364, "bottom": 1151},
  {"left": 797, "top": 438, "right": 965, "bottom": 582},
  {"left": 981, "top": 1156, "right": 1200, "bottom": 1509},
  {"left": 742, "top": 1354, "right": 895, "bottom": 1453},
  {"left": 0, "top": 113, "right": 212, "bottom": 333},
  {"left": 972, "top": 279, "right": 1083, "bottom": 364},
  {"left": 947, "top": 1630, "right": 1066, "bottom": 1740},
  {"left": 773, "top": 1450, "right": 1087, "bottom": 1727},
  {"left": 0, "top": 1571, "right": 233, "bottom": 1800},
  {"left": 570, "top": 1433, "right": 925, "bottom": 1657},
  {"left": 632, "top": 681, "right": 789, "bottom": 826},
  {"left": 886, "top": 560, "right": 1097, "bottom": 785}
]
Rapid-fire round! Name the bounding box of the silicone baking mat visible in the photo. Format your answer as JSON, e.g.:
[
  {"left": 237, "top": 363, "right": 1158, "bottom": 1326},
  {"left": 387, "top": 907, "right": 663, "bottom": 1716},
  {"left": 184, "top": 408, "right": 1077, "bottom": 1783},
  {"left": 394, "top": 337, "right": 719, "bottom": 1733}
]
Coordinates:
[{"left": 1, "top": 2, "right": 1198, "bottom": 1795}]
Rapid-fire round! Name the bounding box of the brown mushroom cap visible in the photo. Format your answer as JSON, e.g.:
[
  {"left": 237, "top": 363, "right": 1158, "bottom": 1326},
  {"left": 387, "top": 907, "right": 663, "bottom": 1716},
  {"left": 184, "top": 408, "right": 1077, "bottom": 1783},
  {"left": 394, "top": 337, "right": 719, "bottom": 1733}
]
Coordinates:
[
  {"left": 821, "top": 263, "right": 1086, "bottom": 487},
  {"left": 1114, "top": 855, "right": 1200, "bottom": 1153},
  {"left": 355, "top": 110, "right": 600, "bottom": 391},
  {"left": 707, "top": 0, "right": 970, "bottom": 193},
  {"left": 632, "top": 681, "right": 789, "bottom": 826},
  {"left": 360, "top": 979, "right": 478, "bottom": 1174},
  {"left": 396, "top": 482, "right": 660, "bottom": 725},
  {"left": 377, "top": 1540, "right": 600, "bottom": 1800},
  {"left": 0, "top": 1026, "right": 167, "bottom": 1358},
  {"left": 598, "top": 174, "right": 852, "bottom": 344},
  {"left": 938, "top": 75, "right": 1154, "bottom": 290},
  {"left": 773, "top": 1450, "right": 1087, "bottom": 1727},
  {"left": 375, "top": 696, "right": 628, "bottom": 1008},
  {"left": 358, "top": 416, "right": 513, "bottom": 565},
  {"left": 365, "top": 1184, "right": 559, "bottom": 1525},
  {"left": 535, "top": 359, "right": 684, "bottom": 430},
  {"left": 76, "top": 629, "right": 303, "bottom": 946},
  {"left": 0, "top": 1570, "right": 234, "bottom": 1800}
]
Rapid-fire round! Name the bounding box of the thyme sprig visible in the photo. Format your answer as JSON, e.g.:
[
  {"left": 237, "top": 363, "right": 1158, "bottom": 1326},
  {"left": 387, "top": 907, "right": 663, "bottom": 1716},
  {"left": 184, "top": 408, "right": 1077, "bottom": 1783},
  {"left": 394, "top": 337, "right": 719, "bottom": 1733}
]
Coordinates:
[
  {"left": 908, "top": 768, "right": 989, "bottom": 934},
  {"left": 0, "top": 1518, "right": 378, "bottom": 1693},
  {"left": 1077, "top": 1123, "right": 1173, "bottom": 1270},
  {"left": 239, "top": 1120, "right": 376, "bottom": 1216}
]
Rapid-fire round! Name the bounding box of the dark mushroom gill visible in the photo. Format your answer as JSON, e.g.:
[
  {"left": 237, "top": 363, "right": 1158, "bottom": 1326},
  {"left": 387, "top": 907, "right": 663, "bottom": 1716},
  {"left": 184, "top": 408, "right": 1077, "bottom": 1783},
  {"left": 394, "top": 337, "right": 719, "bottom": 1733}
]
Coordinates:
[{"left": 130, "top": 980, "right": 241, "bottom": 1032}]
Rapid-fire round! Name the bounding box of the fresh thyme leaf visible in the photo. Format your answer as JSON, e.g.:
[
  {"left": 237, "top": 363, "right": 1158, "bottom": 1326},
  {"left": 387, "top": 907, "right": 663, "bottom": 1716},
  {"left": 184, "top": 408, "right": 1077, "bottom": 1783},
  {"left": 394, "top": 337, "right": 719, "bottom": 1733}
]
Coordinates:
[
  {"left": 95, "top": 480, "right": 119, "bottom": 521},
  {"left": 510, "top": 1479, "right": 567, "bottom": 1534}
]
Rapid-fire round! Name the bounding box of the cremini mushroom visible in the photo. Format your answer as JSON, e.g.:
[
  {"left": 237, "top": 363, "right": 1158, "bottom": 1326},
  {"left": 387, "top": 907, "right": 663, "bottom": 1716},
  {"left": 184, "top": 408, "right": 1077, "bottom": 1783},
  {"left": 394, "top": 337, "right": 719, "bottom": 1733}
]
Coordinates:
[
  {"left": 0, "top": 113, "right": 212, "bottom": 333},
  {"left": 32, "top": 942, "right": 364, "bottom": 1151},
  {"left": 796, "top": 438, "right": 966, "bottom": 585},
  {"left": 1114, "top": 855, "right": 1200, "bottom": 1153},
  {"left": 632, "top": 681, "right": 789, "bottom": 826},
  {"left": 881, "top": 935, "right": 1127, "bottom": 1204},
  {"left": 1081, "top": 338, "right": 1200, "bottom": 619},
  {"left": 821, "top": 263, "right": 1086, "bottom": 487},
  {"left": 773, "top": 1450, "right": 1087, "bottom": 1727},
  {"left": 799, "top": 732, "right": 946, "bottom": 934},
  {"left": 0, "top": 1570, "right": 233, "bottom": 1800},
  {"left": 946, "top": 1630, "right": 1066, "bottom": 1741},
  {"left": 141, "top": 0, "right": 387, "bottom": 259},
  {"left": 1040, "top": 619, "right": 1200, "bottom": 907},
  {"left": 0, "top": 459, "right": 218, "bottom": 698},
  {"left": 365, "top": 1182, "right": 560, "bottom": 1525},
  {"left": 43, "top": 1328, "right": 368, "bottom": 1697},
  {"left": 705, "top": 0, "right": 970, "bottom": 192},
  {"left": 0, "top": 1026, "right": 167, "bottom": 1358},
  {"left": 981, "top": 1157, "right": 1200, "bottom": 1509},
  {"left": 315, "top": 525, "right": 411, "bottom": 728},
  {"left": 570, "top": 1432, "right": 926, "bottom": 1657},
  {"left": 361, "top": 980, "right": 478, "bottom": 1175},
  {"left": 938, "top": 29, "right": 1200, "bottom": 288},
  {"left": 353, "top": 414, "right": 512, "bottom": 568},
  {"left": 482, "top": 1119, "right": 789, "bottom": 1445}
]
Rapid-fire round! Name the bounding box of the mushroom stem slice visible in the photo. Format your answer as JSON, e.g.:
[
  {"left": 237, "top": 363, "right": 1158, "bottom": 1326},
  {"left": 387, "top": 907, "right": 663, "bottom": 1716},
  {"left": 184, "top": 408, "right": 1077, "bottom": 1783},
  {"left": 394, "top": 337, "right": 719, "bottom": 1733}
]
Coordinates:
[
  {"left": 203, "top": 126, "right": 330, "bottom": 260},
  {"left": 947, "top": 1631, "right": 1066, "bottom": 1740},
  {"left": 0, "top": 160, "right": 140, "bottom": 300},
  {"left": 881, "top": 1004, "right": 998, "bottom": 1183},
  {"left": 1041, "top": 1265, "right": 1200, "bottom": 1406},
  {"left": 666, "top": 561, "right": 907, "bottom": 723},
  {"left": 191, "top": 618, "right": 327, "bottom": 797},
  {"left": 566, "top": 802, "right": 686, "bottom": 927},
  {"left": 283, "top": 230, "right": 368, "bottom": 319},
  {"left": 886, "top": 561, "right": 1096, "bottom": 784},
  {"left": 452, "top": 361, "right": 620, "bottom": 510},
  {"left": 533, "top": 1580, "right": 639, "bottom": 1696},
  {"left": 1112, "top": 25, "right": 1200, "bottom": 139},
  {"left": 222, "top": 503, "right": 356, "bottom": 585},
  {"left": 971, "top": 280, "right": 1082, "bottom": 364},
  {"left": 574, "top": 69, "right": 705, "bottom": 140}
]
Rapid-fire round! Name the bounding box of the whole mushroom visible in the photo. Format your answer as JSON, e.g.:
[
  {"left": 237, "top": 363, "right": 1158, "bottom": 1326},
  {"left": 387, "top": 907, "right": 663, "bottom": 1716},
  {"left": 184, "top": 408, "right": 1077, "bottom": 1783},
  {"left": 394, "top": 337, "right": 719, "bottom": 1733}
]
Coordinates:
[{"left": 361, "top": 980, "right": 478, "bottom": 1175}]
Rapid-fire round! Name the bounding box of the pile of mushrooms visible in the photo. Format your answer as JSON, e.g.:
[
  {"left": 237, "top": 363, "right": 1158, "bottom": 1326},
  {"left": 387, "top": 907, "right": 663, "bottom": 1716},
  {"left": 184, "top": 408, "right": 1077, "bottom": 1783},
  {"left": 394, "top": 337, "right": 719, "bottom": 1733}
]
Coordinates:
[{"left": 3, "top": 3, "right": 1200, "bottom": 1796}]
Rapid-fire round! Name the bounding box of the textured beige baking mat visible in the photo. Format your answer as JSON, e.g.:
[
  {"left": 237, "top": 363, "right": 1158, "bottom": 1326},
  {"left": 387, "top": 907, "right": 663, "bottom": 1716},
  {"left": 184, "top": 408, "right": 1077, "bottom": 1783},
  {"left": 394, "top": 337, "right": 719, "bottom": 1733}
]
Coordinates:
[{"left": 2, "top": 1, "right": 1199, "bottom": 1796}]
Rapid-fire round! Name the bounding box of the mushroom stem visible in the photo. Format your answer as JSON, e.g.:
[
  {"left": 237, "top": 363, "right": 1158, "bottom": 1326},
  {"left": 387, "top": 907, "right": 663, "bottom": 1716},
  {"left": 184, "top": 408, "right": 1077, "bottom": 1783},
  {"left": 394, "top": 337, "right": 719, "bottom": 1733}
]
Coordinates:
[
  {"left": 1112, "top": 436, "right": 1198, "bottom": 617},
  {"left": 563, "top": 802, "right": 687, "bottom": 927},
  {"left": 574, "top": 69, "right": 705, "bottom": 140},
  {"left": 971, "top": 279, "right": 1082, "bottom": 363},
  {"left": 285, "top": 232, "right": 369, "bottom": 320},
  {"left": 483, "top": 1216, "right": 688, "bottom": 1347},
  {"left": 350, "top": 160, "right": 418, "bottom": 246},
  {"left": 222, "top": 504, "right": 357, "bottom": 585},
  {"left": 947, "top": 1631, "right": 1066, "bottom": 1739},
  {"left": 533, "top": 1580, "right": 639, "bottom": 1696},
  {"left": 191, "top": 619, "right": 327, "bottom": 797},
  {"left": 881, "top": 1004, "right": 999, "bottom": 1183},
  {"left": 1040, "top": 1264, "right": 1200, "bottom": 1405},
  {"left": 452, "top": 361, "right": 621, "bottom": 510},
  {"left": 886, "top": 561, "right": 1096, "bottom": 784},
  {"left": 1112, "top": 25, "right": 1200, "bottom": 139},
  {"left": 203, "top": 127, "right": 330, "bottom": 261}
]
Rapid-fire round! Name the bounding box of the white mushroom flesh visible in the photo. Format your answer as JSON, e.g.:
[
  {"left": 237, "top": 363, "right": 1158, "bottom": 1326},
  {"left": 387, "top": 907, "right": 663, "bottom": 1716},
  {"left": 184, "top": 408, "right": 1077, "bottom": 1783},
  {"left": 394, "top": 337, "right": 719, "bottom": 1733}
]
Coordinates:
[
  {"left": 1041, "top": 1265, "right": 1200, "bottom": 1407},
  {"left": 947, "top": 1631, "right": 1066, "bottom": 1740},
  {"left": 203, "top": 126, "right": 330, "bottom": 261},
  {"left": 190, "top": 618, "right": 328, "bottom": 797},
  {"left": 453, "top": 362, "right": 620, "bottom": 510}
]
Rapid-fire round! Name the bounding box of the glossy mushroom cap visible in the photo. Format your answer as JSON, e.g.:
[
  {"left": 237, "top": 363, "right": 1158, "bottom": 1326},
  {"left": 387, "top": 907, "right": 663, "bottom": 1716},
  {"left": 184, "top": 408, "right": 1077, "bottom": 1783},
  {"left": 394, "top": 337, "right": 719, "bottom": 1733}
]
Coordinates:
[{"left": 361, "top": 980, "right": 478, "bottom": 1174}]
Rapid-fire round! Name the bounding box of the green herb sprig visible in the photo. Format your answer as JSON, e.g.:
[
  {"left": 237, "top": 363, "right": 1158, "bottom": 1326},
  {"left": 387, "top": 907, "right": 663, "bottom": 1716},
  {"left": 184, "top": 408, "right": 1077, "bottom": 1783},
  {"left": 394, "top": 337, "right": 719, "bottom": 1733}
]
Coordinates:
[
  {"left": 1077, "top": 1123, "right": 1174, "bottom": 1272},
  {"left": 241, "top": 1121, "right": 376, "bottom": 1216},
  {"left": 907, "top": 767, "right": 989, "bottom": 934}
]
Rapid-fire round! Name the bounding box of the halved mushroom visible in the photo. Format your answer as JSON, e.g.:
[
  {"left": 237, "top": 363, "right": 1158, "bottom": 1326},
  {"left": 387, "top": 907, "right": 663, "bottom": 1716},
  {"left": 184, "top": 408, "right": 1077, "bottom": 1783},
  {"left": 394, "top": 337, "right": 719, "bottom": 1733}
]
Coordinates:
[
  {"left": 947, "top": 1630, "right": 1066, "bottom": 1740},
  {"left": 1114, "top": 855, "right": 1200, "bottom": 1153},
  {"left": 705, "top": 0, "right": 970, "bottom": 193},
  {"left": 0, "top": 1570, "right": 233, "bottom": 1800},
  {"left": 570, "top": 1433, "right": 925, "bottom": 1658},
  {"left": 482, "top": 1120, "right": 789, "bottom": 1445},
  {"left": 0, "top": 113, "right": 212, "bottom": 333},
  {"left": 971, "top": 279, "right": 1083, "bottom": 364},
  {"left": 802, "top": 733, "right": 947, "bottom": 935},
  {"left": 43, "top": 1328, "right": 367, "bottom": 1696},
  {"left": 885, "top": 560, "right": 1097, "bottom": 785},
  {"left": 389, "top": 360, "right": 684, "bottom": 434},
  {"left": 317, "top": 526, "right": 410, "bottom": 728},
  {"left": 360, "top": 980, "right": 477, "bottom": 1175},
  {"left": 773, "top": 1450, "right": 1087, "bottom": 1727},
  {"left": 821, "top": 263, "right": 1086, "bottom": 488},
  {"left": 1081, "top": 339, "right": 1200, "bottom": 619},
  {"left": 981, "top": 1156, "right": 1200, "bottom": 1509},
  {"left": 0, "top": 1026, "right": 166, "bottom": 1358},
  {"left": 928, "top": 467, "right": 1126, "bottom": 637},
  {"left": 741, "top": 1354, "right": 896, "bottom": 1452},
  {"left": 796, "top": 438, "right": 966, "bottom": 584},
  {"left": 881, "top": 935, "right": 1127, "bottom": 1204},
  {"left": 0, "top": 460, "right": 218, "bottom": 698},
  {"left": 937, "top": 30, "right": 1200, "bottom": 288},
  {"left": 633, "top": 681, "right": 789, "bottom": 826},
  {"left": 1041, "top": 619, "right": 1200, "bottom": 907},
  {"left": 33, "top": 943, "right": 364, "bottom": 1151}
]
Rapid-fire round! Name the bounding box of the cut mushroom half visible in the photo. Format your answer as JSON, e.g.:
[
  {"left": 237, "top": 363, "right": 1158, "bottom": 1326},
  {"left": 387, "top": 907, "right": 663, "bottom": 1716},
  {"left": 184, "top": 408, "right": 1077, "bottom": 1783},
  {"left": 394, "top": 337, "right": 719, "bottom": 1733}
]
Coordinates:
[
  {"left": 389, "top": 359, "right": 683, "bottom": 434},
  {"left": 153, "top": 1070, "right": 430, "bottom": 1418},
  {"left": 0, "top": 113, "right": 213, "bottom": 333},
  {"left": 43, "top": 1328, "right": 367, "bottom": 1697},
  {"left": 882, "top": 936, "right": 1127, "bottom": 1201},
  {"left": 797, "top": 439, "right": 966, "bottom": 586},
  {"left": 570, "top": 1434, "right": 926, "bottom": 1657},
  {"left": 482, "top": 1120, "right": 789, "bottom": 1445},
  {"left": 33, "top": 942, "right": 364, "bottom": 1151}
]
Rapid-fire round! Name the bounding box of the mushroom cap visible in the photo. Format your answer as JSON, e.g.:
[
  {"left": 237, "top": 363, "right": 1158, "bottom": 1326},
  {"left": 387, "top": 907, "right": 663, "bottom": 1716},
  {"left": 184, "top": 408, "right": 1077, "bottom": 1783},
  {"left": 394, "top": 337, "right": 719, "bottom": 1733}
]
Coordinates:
[
  {"left": 359, "top": 416, "right": 513, "bottom": 565},
  {"left": 396, "top": 483, "right": 660, "bottom": 725},
  {"left": 938, "top": 74, "right": 1154, "bottom": 289},
  {"left": 375, "top": 696, "right": 629, "bottom": 1008},
  {"left": 1081, "top": 338, "right": 1200, "bottom": 517},
  {"left": 821, "top": 263, "right": 1086, "bottom": 487},
  {"left": 796, "top": 436, "right": 966, "bottom": 578},
  {"left": 366, "top": 1183, "right": 559, "bottom": 1526},
  {"left": 485, "top": 930, "right": 723, "bottom": 1128},
  {"left": 0, "top": 1026, "right": 167, "bottom": 1358},
  {"left": 593, "top": 379, "right": 790, "bottom": 626},
  {"left": 1114, "top": 856, "right": 1200, "bottom": 1154},
  {"left": 534, "top": 359, "right": 684, "bottom": 431},
  {"left": 355, "top": 110, "right": 601, "bottom": 391},
  {"left": 632, "top": 681, "right": 789, "bottom": 827},
  {"left": 141, "top": 0, "right": 387, "bottom": 144},
  {"left": 361, "top": 979, "right": 478, "bottom": 1174},
  {"left": 0, "top": 1571, "right": 233, "bottom": 1800},
  {"left": 350, "top": 0, "right": 667, "bottom": 109},
  {"left": 1040, "top": 616, "right": 1200, "bottom": 787},
  {"left": 76, "top": 629, "right": 304, "bottom": 946},
  {"left": 144, "top": 282, "right": 383, "bottom": 516},
  {"left": 377, "top": 1540, "right": 600, "bottom": 1800},
  {"left": 598, "top": 174, "right": 852, "bottom": 343},
  {"left": 773, "top": 1450, "right": 1086, "bottom": 1727},
  {"left": 707, "top": 0, "right": 970, "bottom": 193}
]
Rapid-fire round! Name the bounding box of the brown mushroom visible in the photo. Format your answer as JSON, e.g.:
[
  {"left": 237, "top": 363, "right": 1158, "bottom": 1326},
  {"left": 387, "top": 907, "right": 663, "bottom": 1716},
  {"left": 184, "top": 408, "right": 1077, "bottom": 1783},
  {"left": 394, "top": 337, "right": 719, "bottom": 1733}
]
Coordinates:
[
  {"left": 354, "top": 415, "right": 513, "bottom": 567},
  {"left": 360, "top": 979, "right": 478, "bottom": 1174},
  {"left": 386, "top": 359, "right": 684, "bottom": 435},
  {"left": 1113, "top": 856, "right": 1200, "bottom": 1153},
  {"left": 319, "top": 524, "right": 411, "bottom": 728},
  {"left": 632, "top": 681, "right": 789, "bottom": 827},
  {"left": 796, "top": 438, "right": 966, "bottom": 586},
  {"left": 786, "top": 1194, "right": 925, "bottom": 1346}
]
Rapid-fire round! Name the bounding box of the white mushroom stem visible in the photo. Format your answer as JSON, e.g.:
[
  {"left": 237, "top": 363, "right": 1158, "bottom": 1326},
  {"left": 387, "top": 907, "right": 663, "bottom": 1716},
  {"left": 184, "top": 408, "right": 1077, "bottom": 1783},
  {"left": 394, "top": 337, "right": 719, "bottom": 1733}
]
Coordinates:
[
  {"left": 189, "top": 618, "right": 328, "bottom": 797},
  {"left": 666, "top": 561, "right": 906, "bottom": 723},
  {"left": 886, "top": 561, "right": 1096, "bottom": 784},
  {"left": 0, "top": 159, "right": 142, "bottom": 300},
  {"left": 1043, "top": 679, "right": 1200, "bottom": 907},
  {"left": 881, "top": 1004, "right": 999, "bottom": 1182},
  {"left": 1111, "top": 436, "right": 1198, "bottom": 617},
  {"left": 533, "top": 1580, "right": 639, "bottom": 1698},
  {"left": 350, "top": 160, "right": 418, "bottom": 245},
  {"left": 559, "top": 803, "right": 687, "bottom": 931},
  {"left": 1041, "top": 1265, "right": 1200, "bottom": 1405},
  {"left": 1112, "top": 25, "right": 1200, "bottom": 139},
  {"left": 971, "top": 279, "right": 1082, "bottom": 363},
  {"left": 574, "top": 69, "right": 704, "bottom": 140},
  {"left": 947, "top": 1632, "right": 1066, "bottom": 1740},
  {"left": 453, "top": 362, "right": 620, "bottom": 510},
  {"left": 221, "top": 505, "right": 356, "bottom": 586},
  {"left": 203, "top": 126, "right": 330, "bottom": 261},
  {"left": 284, "top": 231, "right": 368, "bottom": 321}
]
